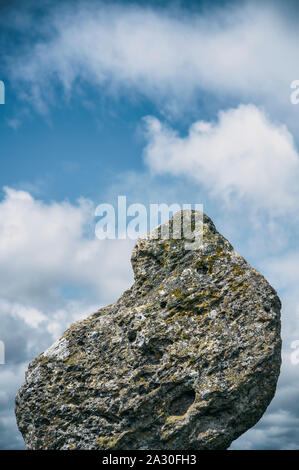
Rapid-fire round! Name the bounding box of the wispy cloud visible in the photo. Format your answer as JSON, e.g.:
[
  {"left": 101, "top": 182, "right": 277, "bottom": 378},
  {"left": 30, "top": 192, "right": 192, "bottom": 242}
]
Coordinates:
[{"left": 4, "top": 1, "right": 299, "bottom": 116}]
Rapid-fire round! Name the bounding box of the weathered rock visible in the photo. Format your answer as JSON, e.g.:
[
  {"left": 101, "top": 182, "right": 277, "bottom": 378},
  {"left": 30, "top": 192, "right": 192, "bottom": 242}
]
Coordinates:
[{"left": 15, "top": 211, "right": 281, "bottom": 450}]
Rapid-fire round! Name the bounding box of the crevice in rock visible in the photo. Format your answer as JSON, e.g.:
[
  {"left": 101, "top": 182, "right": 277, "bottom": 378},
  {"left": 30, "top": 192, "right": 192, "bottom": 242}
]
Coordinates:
[{"left": 169, "top": 389, "right": 196, "bottom": 416}]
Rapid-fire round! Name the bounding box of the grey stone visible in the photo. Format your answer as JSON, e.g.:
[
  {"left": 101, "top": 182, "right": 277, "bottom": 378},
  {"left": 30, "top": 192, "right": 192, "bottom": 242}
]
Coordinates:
[{"left": 15, "top": 211, "right": 281, "bottom": 450}]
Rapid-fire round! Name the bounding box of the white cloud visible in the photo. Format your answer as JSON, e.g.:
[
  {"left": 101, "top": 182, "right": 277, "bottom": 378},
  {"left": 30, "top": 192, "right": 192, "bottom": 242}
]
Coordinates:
[
  {"left": 143, "top": 104, "right": 299, "bottom": 214},
  {"left": 0, "top": 187, "right": 135, "bottom": 449},
  {"left": 6, "top": 119, "right": 21, "bottom": 131},
  {"left": 5, "top": 2, "right": 299, "bottom": 115},
  {"left": 0, "top": 187, "right": 134, "bottom": 307}
]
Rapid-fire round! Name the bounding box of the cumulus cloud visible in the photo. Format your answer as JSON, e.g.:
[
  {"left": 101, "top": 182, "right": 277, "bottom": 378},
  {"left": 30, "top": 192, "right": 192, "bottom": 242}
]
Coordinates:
[
  {"left": 143, "top": 104, "right": 299, "bottom": 214},
  {"left": 262, "top": 251, "right": 299, "bottom": 290},
  {"left": 0, "top": 187, "right": 133, "bottom": 306},
  {"left": 3, "top": 1, "right": 299, "bottom": 115}
]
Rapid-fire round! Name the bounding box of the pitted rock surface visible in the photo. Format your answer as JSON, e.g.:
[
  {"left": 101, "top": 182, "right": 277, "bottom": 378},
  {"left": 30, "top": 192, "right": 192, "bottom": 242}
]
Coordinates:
[{"left": 15, "top": 211, "right": 281, "bottom": 450}]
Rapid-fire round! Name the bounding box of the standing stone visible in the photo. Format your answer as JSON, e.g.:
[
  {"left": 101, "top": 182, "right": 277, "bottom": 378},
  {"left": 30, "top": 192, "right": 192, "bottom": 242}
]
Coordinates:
[{"left": 15, "top": 211, "right": 281, "bottom": 450}]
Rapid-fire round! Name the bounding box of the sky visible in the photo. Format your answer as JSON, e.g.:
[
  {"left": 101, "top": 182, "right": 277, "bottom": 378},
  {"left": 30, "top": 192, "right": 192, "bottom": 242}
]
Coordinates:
[{"left": 0, "top": 0, "right": 299, "bottom": 450}]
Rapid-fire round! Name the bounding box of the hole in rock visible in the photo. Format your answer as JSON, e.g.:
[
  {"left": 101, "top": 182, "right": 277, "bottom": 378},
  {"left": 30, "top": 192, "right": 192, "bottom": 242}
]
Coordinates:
[
  {"left": 128, "top": 330, "right": 137, "bottom": 342},
  {"left": 160, "top": 301, "right": 167, "bottom": 308},
  {"left": 169, "top": 389, "right": 196, "bottom": 416}
]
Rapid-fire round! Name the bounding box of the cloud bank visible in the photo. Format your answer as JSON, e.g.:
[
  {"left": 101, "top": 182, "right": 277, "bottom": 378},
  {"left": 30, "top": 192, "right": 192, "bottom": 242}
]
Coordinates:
[
  {"left": 0, "top": 187, "right": 134, "bottom": 449},
  {"left": 4, "top": 1, "right": 299, "bottom": 114}
]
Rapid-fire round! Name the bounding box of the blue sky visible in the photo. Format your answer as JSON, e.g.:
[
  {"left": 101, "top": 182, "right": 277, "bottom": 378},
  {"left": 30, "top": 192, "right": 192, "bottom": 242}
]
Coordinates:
[{"left": 1, "top": 0, "right": 299, "bottom": 449}]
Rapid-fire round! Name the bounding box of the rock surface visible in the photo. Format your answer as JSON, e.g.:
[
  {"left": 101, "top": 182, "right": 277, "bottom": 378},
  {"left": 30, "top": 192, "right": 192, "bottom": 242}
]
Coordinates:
[{"left": 15, "top": 211, "right": 281, "bottom": 450}]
